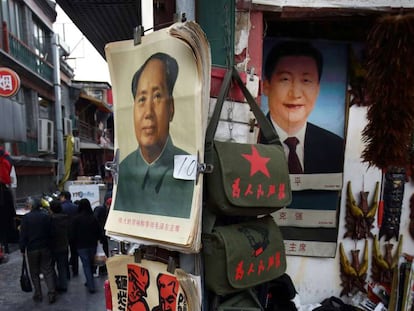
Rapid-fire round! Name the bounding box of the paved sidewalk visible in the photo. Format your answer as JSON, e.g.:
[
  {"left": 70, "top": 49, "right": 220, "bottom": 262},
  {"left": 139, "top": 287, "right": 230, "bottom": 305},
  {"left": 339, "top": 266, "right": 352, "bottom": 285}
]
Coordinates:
[{"left": 0, "top": 244, "right": 108, "bottom": 311}]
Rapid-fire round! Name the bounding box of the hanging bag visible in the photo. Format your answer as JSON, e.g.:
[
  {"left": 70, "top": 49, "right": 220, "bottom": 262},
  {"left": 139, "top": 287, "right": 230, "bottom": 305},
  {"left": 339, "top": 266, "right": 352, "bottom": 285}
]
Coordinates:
[
  {"left": 95, "top": 241, "right": 107, "bottom": 266},
  {"left": 203, "top": 215, "right": 286, "bottom": 296},
  {"left": 204, "top": 67, "right": 291, "bottom": 216},
  {"left": 20, "top": 255, "right": 32, "bottom": 292}
]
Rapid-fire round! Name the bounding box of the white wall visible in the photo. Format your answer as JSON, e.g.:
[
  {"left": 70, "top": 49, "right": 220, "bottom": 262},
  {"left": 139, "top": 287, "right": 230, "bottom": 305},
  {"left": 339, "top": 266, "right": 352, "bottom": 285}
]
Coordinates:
[{"left": 286, "top": 105, "right": 414, "bottom": 305}]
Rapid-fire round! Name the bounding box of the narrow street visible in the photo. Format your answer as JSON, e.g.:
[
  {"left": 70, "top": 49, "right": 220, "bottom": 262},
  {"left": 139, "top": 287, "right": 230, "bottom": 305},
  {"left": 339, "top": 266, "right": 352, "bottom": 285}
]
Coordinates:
[{"left": 0, "top": 244, "right": 108, "bottom": 311}]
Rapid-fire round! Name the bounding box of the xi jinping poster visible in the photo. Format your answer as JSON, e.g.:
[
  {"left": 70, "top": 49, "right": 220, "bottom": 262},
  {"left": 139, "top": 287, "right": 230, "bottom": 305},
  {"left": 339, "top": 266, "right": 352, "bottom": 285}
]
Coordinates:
[{"left": 261, "top": 38, "right": 348, "bottom": 257}]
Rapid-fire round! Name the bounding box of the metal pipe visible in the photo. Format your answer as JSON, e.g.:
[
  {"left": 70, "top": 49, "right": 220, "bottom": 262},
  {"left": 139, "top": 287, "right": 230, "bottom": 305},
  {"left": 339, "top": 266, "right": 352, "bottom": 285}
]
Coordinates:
[{"left": 52, "top": 33, "right": 65, "bottom": 184}]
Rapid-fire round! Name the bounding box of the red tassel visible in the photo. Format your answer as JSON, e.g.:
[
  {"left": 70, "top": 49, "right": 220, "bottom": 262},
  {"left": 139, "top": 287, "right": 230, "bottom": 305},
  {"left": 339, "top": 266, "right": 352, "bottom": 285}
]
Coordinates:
[{"left": 377, "top": 200, "right": 384, "bottom": 228}]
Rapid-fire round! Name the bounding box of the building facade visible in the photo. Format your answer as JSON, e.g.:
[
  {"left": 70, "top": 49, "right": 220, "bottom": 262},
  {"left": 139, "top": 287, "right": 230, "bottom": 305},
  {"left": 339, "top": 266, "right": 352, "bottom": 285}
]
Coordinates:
[
  {"left": 0, "top": 0, "right": 113, "bottom": 205},
  {"left": 70, "top": 80, "right": 114, "bottom": 183}
]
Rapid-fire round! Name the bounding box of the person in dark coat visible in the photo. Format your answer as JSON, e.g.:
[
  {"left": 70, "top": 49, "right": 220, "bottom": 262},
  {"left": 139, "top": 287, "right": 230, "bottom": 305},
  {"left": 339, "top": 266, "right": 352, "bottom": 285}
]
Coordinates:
[
  {"left": 59, "top": 191, "right": 79, "bottom": 277},
  {"left": 49, "top": 200, "right": 69, "bottom": 292},
  {"left": 19, "top": 197, "right": 56, "bottom": 303},
  {"left": 0, "top": 147, "right": 16, "bottom": 254},
  {"left": 71, "top": 198, "right": 102, "bottom": 293},
  {"left": 93, "top": 197, "right": 111, "bottom": 258}
]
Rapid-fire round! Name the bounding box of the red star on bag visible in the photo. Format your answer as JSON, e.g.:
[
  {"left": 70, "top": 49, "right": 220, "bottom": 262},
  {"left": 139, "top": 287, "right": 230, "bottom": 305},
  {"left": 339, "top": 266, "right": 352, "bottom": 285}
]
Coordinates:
[{"left": 242, "top": 146, "right": 270, "bottom": 177}]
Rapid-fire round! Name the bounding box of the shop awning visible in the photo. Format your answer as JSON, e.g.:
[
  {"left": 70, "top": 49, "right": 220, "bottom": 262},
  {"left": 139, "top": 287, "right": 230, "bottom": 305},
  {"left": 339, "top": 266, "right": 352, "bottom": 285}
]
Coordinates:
[{"left": 56, "top": 0, "right": 142, "bottom": 59}]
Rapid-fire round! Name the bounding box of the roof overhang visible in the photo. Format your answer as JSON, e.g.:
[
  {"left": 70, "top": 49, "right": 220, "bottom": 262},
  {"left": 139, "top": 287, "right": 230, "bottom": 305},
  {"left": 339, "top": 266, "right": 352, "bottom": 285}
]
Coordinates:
[{"left": 56, "top": 0, "right": 142, "bottom": 59}]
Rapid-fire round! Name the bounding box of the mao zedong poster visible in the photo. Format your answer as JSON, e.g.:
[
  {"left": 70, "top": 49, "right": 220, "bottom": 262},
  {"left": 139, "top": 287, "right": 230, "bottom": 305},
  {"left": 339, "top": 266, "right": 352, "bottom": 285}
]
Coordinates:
[
  {"left": 261, "top": 38, "right": 348, "bottom": 257},
  {"left": 104, "top": 27, "right": 205, "bottom": 249}
]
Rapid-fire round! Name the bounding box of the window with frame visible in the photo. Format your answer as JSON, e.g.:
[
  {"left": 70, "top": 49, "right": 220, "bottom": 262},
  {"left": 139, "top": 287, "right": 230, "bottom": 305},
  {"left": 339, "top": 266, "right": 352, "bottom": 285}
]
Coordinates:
[
  {"left": 38, "top": 96, "right": 53, "bottom": 120},
  {"left": 22, "top": 88, "right": 35, "bottom": 135},
  {"left": 1, "top": 0, "right": 24, "bottom": 40},
  {"left": 33, "top": 17, "right": 51, "bottom": 62},
  {"left": 86, "top": 87, "right": 104, "bottom": 101}
]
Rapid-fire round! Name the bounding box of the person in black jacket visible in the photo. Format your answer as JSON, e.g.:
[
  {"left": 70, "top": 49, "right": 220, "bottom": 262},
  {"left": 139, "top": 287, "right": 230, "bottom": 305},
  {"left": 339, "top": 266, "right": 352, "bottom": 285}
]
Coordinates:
[
  {"left": 49, "top": 200, "right": 69, "bottom": 292},
  {"left": 71, "top": 198, "right": 102, "bottom": 293},
  {"left": 0, "top": 147, "right": 16, "bottom": 254},
  {"left": 59, "top": 191, "right": 79, "bottom": 277},
  {"left": 19, "top": 197, "right": 57, "bottom": 303},
  {"left": 93, "top": 197, "right": 111, "bottom": 258}
]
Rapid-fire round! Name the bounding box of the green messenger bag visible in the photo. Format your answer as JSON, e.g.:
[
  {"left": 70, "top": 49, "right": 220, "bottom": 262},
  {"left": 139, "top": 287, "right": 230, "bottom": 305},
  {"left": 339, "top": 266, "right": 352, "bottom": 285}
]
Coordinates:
[
  {"left": 203, "top": 215, "right": 287, "bottom": 296},
  {"left": 204, "top": 67, "right": 292, "bottom": 216}
]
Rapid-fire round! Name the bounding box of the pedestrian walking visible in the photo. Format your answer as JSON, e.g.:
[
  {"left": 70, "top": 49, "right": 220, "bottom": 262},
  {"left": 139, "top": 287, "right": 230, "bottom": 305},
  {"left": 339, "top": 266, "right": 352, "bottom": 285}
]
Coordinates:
[
  {"left": 59, "top": 191, "right": 79, "bottom": 277},
  {"left": 19, "top": 197, "right": 57, "bottom": 303},
  {"left": 94, "top": 197, "right": 111, "bottom": 258},
  {"left": 71, "top": 198, "right": 102, "bottom": 293},
  {"left": 50, "top": 200, "right": 70, "bottom": 292}
]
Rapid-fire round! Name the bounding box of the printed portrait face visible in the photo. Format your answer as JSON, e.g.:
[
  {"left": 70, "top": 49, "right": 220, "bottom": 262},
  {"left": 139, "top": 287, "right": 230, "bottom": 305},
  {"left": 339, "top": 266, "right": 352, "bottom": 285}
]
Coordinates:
[
  {"left": 128, "top": 265, "right": 150, "bottom": 304},
  {"left": 133, "top": 58, "right": 174, "bottom": 162},
  {"left": 263, "top": 55, "right": 320, "bottom": 134},
  {"left": 157, "top": 274, "right": 179, "bottom": 311}
]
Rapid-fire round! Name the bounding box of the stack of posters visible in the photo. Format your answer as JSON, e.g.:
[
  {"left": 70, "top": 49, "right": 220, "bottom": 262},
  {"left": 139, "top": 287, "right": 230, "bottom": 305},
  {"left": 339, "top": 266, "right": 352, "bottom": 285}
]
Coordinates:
[
  {"left": 388, "top": 255, "right": 414, "bottom": 311},
  {"left": 106, "top": 254, "right": 202, "bottom": 311},
  {"left": 104, "top": 21, "right": 211, "bottom": 253}
]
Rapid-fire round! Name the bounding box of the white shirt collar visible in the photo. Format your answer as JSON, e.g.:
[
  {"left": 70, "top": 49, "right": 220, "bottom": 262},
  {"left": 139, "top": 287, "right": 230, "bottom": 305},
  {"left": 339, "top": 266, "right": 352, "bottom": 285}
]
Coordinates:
[{"left": 269, "top": 118, "right": 306, "bottom": 169}]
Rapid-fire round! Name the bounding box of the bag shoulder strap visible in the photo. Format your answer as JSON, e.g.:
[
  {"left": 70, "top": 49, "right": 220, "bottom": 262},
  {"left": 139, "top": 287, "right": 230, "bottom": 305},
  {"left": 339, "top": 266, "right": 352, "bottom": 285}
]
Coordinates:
[
  {"left": 205, "top": 68, "right": 233, "bottom": 146},
  {"left": 205, "top": 67, "right": 281, "bottom": 151},
  {"left": 22, "top": 256, "right": 28, "bottom": 275},
  {"left": 202, "top": 208, "right": 217, "bottom": 234},
  {"left": 231, "top": 68, "right": 281, "bottom": 146}
]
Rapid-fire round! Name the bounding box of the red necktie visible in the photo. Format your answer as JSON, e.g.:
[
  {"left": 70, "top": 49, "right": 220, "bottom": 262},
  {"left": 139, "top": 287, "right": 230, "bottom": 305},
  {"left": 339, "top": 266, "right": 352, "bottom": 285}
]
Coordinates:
[{"left": 284, "top": 137, "right": 303, "bottom": 174}]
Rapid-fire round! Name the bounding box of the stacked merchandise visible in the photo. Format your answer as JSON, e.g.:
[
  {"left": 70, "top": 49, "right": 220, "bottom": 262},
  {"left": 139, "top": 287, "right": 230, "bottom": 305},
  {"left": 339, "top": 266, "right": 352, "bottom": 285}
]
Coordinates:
[
  {"left": 105, "top": 21, "right": 211, "bottom": 252},
  {"left": 201, "top": 67, "right": 292, "bottom": 309},
  {"left": 388, "top": 254, "right": 414, "bottom": 311},
  {"left": 103, "top": 21, "right": 210, "bottom": 310},
  {"left": 103, "top": 19, "right": 292, "bottom": 310}
]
